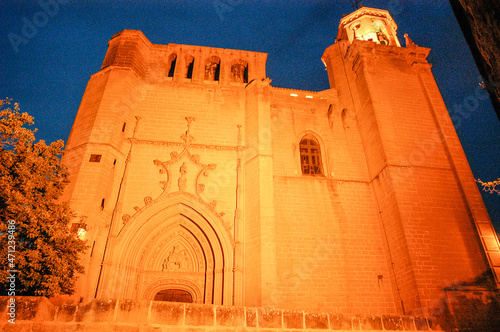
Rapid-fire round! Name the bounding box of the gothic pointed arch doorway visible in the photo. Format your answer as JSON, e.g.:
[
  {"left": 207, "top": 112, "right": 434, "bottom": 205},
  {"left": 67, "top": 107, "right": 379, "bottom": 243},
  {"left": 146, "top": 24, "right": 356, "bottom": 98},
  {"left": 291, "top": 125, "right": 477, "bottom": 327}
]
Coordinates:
[{"left": 98, "top": 193, "right": 235, "bottom": 305}]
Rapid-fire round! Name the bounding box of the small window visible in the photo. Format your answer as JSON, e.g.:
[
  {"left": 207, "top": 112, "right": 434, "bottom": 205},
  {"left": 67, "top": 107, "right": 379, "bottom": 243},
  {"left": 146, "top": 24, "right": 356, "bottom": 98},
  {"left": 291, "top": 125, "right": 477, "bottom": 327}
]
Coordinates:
[
  {"left": 299, "top": 137, "right": 323, "bottom": 176},
  {"left": 122, "top": 122, "right": 126, "bottom": 132},
  {"left": 100, "top": 199, "right": 105, "bottom": 210},
  {"left": 89, "top": 154, "right": 102, "bottom": 162},
  {"left": 185, "top": 55, "right": 194, "bottom": 79},
  {"left": 167, "top": 53, "right": 177, "bottom": 77}
]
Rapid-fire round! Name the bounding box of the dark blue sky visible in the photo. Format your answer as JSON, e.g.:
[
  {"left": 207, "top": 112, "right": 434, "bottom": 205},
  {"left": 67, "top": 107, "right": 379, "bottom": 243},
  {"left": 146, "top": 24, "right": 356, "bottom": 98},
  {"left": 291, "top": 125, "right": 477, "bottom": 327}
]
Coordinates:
[{"left": 1, "top": 0, "right": 499, "bottom": 231}]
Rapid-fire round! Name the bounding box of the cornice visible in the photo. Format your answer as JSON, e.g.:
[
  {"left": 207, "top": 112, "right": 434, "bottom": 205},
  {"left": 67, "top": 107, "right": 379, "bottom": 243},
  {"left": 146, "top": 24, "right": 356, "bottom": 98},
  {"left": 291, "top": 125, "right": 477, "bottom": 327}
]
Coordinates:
[{"left": 345, "top": 40, "right": 431, "bottom": 68}]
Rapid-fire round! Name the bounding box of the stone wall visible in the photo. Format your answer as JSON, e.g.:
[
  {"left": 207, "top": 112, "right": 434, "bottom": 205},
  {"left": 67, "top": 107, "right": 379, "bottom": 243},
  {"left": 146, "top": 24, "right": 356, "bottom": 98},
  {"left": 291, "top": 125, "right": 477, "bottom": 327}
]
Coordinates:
[
  {"left": 59, "top": 10, "right": 498, "bottom": 314},
  {"left": 0, "top": 297, "right": 442, "bottom": 331}
]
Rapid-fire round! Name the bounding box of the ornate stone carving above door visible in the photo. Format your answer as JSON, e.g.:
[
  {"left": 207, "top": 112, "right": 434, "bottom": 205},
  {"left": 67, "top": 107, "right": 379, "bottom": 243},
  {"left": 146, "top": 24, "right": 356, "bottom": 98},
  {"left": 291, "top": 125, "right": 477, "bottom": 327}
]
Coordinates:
[{"left": 161, "top": 245, "right": 191, "bottom": 272}]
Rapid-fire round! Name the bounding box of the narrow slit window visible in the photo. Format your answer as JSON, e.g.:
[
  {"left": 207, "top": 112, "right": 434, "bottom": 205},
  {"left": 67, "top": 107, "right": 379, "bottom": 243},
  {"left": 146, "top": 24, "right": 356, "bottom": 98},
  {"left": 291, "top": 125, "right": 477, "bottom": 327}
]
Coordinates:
[
  {"left": 89, "top": 154, "right": 102, "bottom": 162},
  {"left": 122, "top": 122, "right": 126, "bottom": 132},
  {"left": 299, "top": 137, "right": 324, "bottom": 176},
  {"left": 244, "top": 65, "right": 248, "bottom": 83},
  {"left": 167, "top": 53, "right": 177, "bottom": 77},
  {"left": 185, "top": 56, "right": 194, "bottom": 79},
  {"left": 100, "top": 199, "right": 105, "bottom": 210}
]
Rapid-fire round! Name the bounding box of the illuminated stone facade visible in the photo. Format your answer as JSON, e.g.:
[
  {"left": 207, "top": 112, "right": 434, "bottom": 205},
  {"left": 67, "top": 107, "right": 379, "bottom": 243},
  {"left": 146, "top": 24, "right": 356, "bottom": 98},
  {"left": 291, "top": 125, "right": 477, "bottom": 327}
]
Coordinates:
[{"left": 62, "top": 7, "right": 499, "bottom": 315}]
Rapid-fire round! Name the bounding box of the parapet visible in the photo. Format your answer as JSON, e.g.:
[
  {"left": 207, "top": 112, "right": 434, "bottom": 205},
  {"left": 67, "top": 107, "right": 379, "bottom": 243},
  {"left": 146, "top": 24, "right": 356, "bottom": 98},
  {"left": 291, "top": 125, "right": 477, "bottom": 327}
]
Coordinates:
[
  {"left": 0, "top": 297, "right": 444, "bottom": 331},
  {"left": 100, "top": 29, "right": 268, "bottom": 85}
]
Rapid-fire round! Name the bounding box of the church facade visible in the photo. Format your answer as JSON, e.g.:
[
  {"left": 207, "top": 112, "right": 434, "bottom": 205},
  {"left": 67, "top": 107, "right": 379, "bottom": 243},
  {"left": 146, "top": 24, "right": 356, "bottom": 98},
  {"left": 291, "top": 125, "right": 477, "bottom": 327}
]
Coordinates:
[{"left": 62, "top": 7, "right": 500, "bottom": 315}]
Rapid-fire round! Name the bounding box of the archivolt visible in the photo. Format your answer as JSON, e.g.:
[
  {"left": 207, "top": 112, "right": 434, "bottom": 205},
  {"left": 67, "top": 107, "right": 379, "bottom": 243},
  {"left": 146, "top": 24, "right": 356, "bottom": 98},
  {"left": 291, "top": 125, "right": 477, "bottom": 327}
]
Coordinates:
[{"left": 104, "top": 192, "right": 234, "bottom": 304}]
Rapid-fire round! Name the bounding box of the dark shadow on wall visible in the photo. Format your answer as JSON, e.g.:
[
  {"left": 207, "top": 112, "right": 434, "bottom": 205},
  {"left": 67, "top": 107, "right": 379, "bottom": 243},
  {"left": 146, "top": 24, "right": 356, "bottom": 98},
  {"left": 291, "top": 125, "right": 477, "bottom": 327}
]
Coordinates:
[{"left": 431, "top": 270, "right": 500, "bottom": 331}]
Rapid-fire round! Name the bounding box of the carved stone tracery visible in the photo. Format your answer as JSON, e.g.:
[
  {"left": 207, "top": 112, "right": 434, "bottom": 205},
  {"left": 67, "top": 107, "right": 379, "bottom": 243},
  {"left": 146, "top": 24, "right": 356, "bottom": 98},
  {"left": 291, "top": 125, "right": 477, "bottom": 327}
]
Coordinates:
[
  {"left": 114, "top": 117, "right": 226, "bottom": 227},
  {"left": 152, "top": 117, "right": 218, "bottom": 207},
  {"left": 114, "top": 119, "right": 235, "bottom": 303}
]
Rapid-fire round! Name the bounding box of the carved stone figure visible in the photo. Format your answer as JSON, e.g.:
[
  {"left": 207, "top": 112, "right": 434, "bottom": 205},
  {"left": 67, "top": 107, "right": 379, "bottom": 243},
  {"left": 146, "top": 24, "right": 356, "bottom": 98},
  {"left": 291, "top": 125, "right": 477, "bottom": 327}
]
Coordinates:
[
  {"left": 232, "top": 64, "right": 245, "bottom": 83},
  {"left": 327, "top": 105, "right": 335, "bottom": 128},
  {"left": 178, "top": 162, "right": 187, "bottom": 192},
  {"left": 205, "top": 62, "right": 218, "bottom": 80},
  {"left": 162, "top": 246, "right": 190, "bottom": 271}
]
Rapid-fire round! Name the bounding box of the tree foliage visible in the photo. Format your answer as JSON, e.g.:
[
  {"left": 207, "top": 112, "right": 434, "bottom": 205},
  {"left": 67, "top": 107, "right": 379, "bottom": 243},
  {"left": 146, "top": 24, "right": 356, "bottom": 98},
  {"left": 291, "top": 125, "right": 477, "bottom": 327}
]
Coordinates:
[{"left": 0, "top": 98, "right": 87, "bottom": 296}]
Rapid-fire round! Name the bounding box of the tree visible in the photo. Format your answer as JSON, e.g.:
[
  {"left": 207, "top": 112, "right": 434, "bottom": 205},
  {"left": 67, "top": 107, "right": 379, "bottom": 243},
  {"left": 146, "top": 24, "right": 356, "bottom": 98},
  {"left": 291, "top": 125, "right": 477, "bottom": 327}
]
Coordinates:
[{"left": 0, "top": 98, "right": 87, "bottom": 297}]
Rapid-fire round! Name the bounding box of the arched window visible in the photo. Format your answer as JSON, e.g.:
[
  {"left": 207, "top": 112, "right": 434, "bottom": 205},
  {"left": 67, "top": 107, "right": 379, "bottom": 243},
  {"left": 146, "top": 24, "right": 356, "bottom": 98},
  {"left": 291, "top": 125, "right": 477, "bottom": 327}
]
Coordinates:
[
  {"left": 167, "top": 53, "right": 177, "bottom": 77},
  {"left": 231, "top": 60, "right": 248, "bottom": 83},
  {"left": 204, "top": 56, "right": 221, "bottom": 81},
  {"left": 299, "top": 136, "right": 323, "bottom": 176},
  {"left": 185, "top": 55, "right": 194, "bottom": 79}
]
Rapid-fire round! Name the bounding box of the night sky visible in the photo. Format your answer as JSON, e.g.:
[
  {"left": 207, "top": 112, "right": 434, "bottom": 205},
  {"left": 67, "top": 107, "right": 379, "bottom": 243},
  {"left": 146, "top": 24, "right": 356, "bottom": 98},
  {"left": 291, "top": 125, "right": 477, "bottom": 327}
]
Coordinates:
[{"left": 1, "top": 0, "right": 499, "bottom": 231}]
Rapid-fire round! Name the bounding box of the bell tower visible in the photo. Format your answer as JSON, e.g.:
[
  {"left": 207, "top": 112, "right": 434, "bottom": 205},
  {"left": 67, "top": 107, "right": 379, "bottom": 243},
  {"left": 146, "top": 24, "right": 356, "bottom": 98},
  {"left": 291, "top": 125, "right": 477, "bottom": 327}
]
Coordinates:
[
  {"left": 337, "top": 6, "right": 401, "bottom": 46},
  {"left": 322, "top": 6, "right": 499, "bottom": 314}
]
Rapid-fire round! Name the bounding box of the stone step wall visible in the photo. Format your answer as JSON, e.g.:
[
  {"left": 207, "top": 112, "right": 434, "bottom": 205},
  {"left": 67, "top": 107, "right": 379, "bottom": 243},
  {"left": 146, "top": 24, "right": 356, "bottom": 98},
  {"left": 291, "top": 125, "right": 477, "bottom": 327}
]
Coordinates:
[{"left": 1, "top": 297, "right": 442, "bottom": 331}]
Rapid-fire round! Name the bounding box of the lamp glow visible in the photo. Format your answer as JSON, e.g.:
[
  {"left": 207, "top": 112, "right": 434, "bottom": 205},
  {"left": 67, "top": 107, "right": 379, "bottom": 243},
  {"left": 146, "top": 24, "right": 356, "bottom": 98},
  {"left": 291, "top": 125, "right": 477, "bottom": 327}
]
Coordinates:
[{"left": 77, "top": 228, "right": 86, "bottom": 240}]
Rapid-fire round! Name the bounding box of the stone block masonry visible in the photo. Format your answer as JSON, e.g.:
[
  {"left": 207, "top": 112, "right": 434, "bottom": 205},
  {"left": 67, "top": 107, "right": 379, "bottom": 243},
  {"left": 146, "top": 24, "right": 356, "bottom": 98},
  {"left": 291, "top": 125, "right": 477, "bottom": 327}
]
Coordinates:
[
  {"left": 0, "top": 297, "right": 443, "bottom": 331},
  {"left": 60, "top": 5, "right": 499, "bottom": 319}
]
